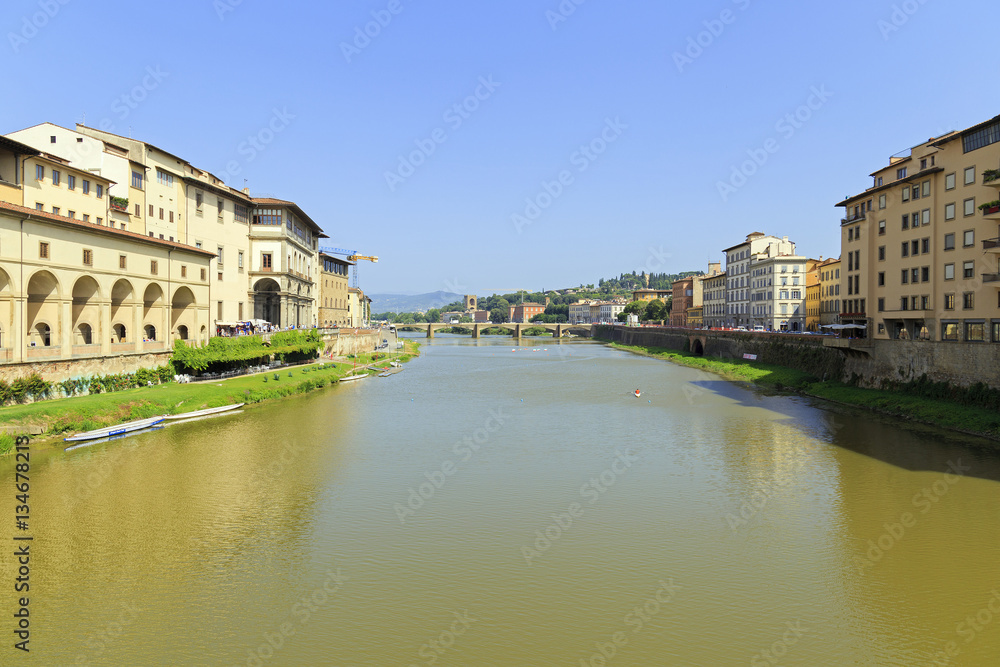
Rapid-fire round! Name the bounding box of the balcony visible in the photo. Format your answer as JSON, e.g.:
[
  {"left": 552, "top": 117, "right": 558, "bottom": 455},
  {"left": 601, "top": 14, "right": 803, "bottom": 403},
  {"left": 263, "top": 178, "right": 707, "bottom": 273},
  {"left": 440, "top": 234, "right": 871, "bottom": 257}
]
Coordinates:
[
  {"left": 841, "top": 212, "right": 867, "bottom": 225},
  {"left": 979, "top": 201, "right": 1000, "bottom": 220},
  {"left": 983, "top": 273, "right": 1000, "bottom": 284},
  {"left": 983, "top": 169, "right": 1000, "bottom": 187},
  {"left": 982, "top": 238, "right": 1000, "bottom": 252},
  {"left": 109, "top": 196, "right": 129, "bottom": 213}
]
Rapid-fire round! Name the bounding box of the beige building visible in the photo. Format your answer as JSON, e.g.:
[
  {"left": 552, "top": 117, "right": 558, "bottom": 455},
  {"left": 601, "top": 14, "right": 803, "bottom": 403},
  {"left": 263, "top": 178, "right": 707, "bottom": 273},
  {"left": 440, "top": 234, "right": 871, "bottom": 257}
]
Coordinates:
[
  {"left": 818, "top": 257, "right": 841, "bottom": 326},
  {"left": 347, "top": 287, "right": 371, "bottom": 328},
  {"left": 569, "top": 301, "right": 592, "bottom": 323},
  {"left": 318, "top": 252, "right": 352, "bottom": 327},
  {"left": 723, "top": 233, "right": 796, "bottom": 328},
  {"left": 748, "top": 255, "right": 814, "bottom": 331},
  {"left": 702, "top": 271, "right": 726, "bottom": 328},
  {"left": 837, "top": 113, "right": 1000, "bottom": 342}
]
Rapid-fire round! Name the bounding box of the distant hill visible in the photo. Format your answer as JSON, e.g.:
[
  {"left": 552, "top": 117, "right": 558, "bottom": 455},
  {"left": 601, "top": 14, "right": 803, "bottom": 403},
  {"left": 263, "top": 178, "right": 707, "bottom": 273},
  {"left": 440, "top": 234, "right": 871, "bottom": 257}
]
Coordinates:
[{"left": 368, "top": 292, "right": 463, "bottom": 314}]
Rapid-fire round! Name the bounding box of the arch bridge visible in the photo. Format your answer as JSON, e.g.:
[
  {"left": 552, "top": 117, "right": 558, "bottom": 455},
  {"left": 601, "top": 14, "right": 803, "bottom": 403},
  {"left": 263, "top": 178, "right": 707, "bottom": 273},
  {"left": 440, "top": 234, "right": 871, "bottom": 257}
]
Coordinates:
[{"left": 395, "top": 322, "right": 595, "bottom": 338}]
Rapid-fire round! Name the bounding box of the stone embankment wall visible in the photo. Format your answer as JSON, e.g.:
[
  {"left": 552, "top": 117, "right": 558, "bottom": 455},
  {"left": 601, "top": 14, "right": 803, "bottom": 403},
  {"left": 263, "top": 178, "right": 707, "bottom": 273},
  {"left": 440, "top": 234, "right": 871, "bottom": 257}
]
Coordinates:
[
  {"left": 320, "top": 330, "right": 384, "bottom": 358},
  {"left": 595, "top": 326, "right": 1000, "bottom": 390},
  {"left": 0, "top": 351, "right": 173, "bottom": 384}
]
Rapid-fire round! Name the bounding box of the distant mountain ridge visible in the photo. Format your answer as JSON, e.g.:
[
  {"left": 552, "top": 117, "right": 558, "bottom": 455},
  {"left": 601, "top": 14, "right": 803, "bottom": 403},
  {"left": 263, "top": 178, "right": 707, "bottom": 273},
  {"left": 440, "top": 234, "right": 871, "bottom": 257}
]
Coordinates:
[{"left": 369, "top": 292, "right": 463, "bottom": 313}]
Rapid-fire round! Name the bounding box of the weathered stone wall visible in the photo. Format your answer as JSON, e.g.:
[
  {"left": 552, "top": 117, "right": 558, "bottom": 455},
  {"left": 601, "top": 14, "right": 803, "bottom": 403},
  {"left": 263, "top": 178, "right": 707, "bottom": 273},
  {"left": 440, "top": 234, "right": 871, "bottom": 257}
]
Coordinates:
[
  {"left": 320, "top": 330, "right": 383, "bottom": 358},
  {"left": 0, "top": 351, "right": 173, "bottom": 384},
  {"left": 595, "top": 326, "right": 1000, "bottom": 390}
]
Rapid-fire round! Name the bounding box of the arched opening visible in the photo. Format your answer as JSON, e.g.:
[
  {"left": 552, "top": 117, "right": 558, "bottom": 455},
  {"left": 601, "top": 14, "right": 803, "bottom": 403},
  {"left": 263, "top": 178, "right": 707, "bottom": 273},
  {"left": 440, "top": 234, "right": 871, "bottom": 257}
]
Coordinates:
[
  {"left": 691, "top": 338, "right": 704, "bottom": 356},
  {"left": 253, "top": 278, "right": 281, "bottom": 327},
  {"left": 76, "top": 323, "right": 93, "bottom": 345},
  {"left": 144, "top": 324, "right": 157, "bottom": 341},
  {"left": 27, "top": 271, "right": 60, "bottom": 349},
  {"left": 110, "top": 279, "right": 134, "bottom": 338},
  {"left": 0, "top": 268, "right": 11, "bottom": 350},
  {"left": 791, "top": 321, "right": 800, "bottom": 332},
  {"left": 171, "top": 286, "right": 196, "bottom": 340},
  {"left": 200, "top": 325, "right": 207, "bottom": 343},
  {"left": 143, "top": 283, "right": 164, "bottom": 343},
  {"left": 113, "top": 323, "right": 127, "bottom": 342}
]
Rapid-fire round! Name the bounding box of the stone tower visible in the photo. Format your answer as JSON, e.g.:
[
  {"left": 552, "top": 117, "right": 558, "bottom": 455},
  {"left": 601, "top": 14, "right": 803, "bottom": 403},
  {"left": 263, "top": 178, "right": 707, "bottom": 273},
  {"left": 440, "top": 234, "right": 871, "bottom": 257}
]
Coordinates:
[{"left": 464, "top": 294, "right": 477, "bottom": 312}]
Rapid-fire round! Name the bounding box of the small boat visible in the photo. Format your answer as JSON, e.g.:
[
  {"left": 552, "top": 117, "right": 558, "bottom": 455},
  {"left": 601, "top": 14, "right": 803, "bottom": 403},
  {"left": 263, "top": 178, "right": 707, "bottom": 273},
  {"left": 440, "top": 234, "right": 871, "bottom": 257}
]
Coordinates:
[
  {"left": 163, "top": 403, "right": 244, "bottom": 421},
  {"left": 378, "top": 371, "right": 392, "bottom": 378},
  {"left": 390, "top": 361, "right": 401, "bottom": 368},
  {"left": 64, "top": 416, "right": 166, "bottom": 443},
  {"left": 634, "top": 390, "right": 641, "bottom": 398},
  {"left": 340, "top": 374, "right": 369, "bottom": 382}
]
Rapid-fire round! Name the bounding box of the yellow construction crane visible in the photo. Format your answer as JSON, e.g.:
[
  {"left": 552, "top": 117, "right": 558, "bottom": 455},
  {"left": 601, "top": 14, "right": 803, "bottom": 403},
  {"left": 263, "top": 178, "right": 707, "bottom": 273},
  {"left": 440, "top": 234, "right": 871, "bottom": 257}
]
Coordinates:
[{"left": 348, "top": 255, "right": 377, "bottom": 288}]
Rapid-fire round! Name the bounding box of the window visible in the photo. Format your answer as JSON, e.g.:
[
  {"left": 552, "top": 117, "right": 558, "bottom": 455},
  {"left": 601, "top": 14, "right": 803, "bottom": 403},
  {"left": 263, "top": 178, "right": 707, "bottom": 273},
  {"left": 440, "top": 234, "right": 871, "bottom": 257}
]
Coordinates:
[
  {"left": 34, "top": 202, "right": 43, "bottom": 211},
  {"left": 879, "top": 194, "right": 886, "bottom": 209},
  {"left": 34, "top": 165, "right": 44, "bottom": 180},
  {"left": 39, "top": 242, "right": 49, "bottom": 259},
  {"left": 150, "top": 260, "right": 158, "bottom": 275},
  {"left": 82, "top": 214, "right": 89, "bottom": 222},
  {"left": 149, "top": 204, "right": 154, "bottom": 217},
  {"left": 945, "top": 203, "right": 955, "bottom": 220},
  {"left": 235, "top": 204, "right": 249, "bottom": 223},
  {"left": 901, "top": 242, "right": 909, "bottom": 258},
  {"left": 963, "top": 292, "right": 974, "bottom": 309},
  {"left": 964, "top": 166, "right": 976, "bottom": 185},
  {"left": 878, "top": 272, "right": 885, "bottom": 286},
  {"left": 944, "top": 294, "right": 955, "bottom": 310},
  {"left": 200, "top": 268, "right": 206, "bottom": 280},
  {"left": 902, "top": 214, "right": 909, "bottom": 230},
  {"left": 132, "top": 171, "right": 143, "bottom": 189},
  {"left": 912, "top": 268, "right": 920, "bottom": 283},
  {"left": 51, "top": 169, "right": 60, "bottom": 186},
  {"left": 218, "top": 272, "right": 223, "bottom": 281},
  {"left": 159, "top": 208, "right": 164, "bottom": 220},
  {"left": 217, "top": 246, "right": 223, "bottom": 264},
  {"left": 944, "top": 263, "right": 955, "bottom": 280},
  {"left": 96, "top": 184, "right": 103, "bottom": 198},
  {"left": 922, "top": 181, "right": 930, "bottom": 197},
  {"left": 901, "top": 269, "right": 909, "bottom": 284},
  {"left": 878, "top": 220, "right": 885, "bottom": 235},
  {"left": 878, "top": 246, "right": 886, "bottom": 261},
  {"left": 897, "top": 167, "right": 907, "bottom": 179},
  {"left": 994, "top": 322, "right": 1000, "bottom": 343},
  {"left": 900, "top": 297, "right": 908, "bottom": 311},
  {"left": 791, "top": 290, "right": 801, "bottom": 299},
  {"left": 877, "top": 297, "right": 885, "bottom": 311},
  {"left": 51, "top": 206, "right": 59, "bottom": 215},
  {"left": 921, "top": 295, "right": 929, "bottom": 310},
  {"left": 921, "top": 238, "right": 930, "bottom": 254},
  {"left": 195, "top": 192, "right": 203, "bottom": 210},
  {"left": 83, "top": 249, "right": 93, "bottom": 266},
  {"left": 135, "top": 204, "right": 141, "bottom": 217},
  {"left": 156, "top": 169, "right": 173, "bottom": 186},
  {"left": 902, "top": 186, "right": 910, "bottom": 202},
  {"left": 945, "top": 173, "right": 956, "bottom": 190},
  {"left": 96, "top": 217, "right": 102, "bottom": 225},
  {"left": 921, "top": 266, "right": 929, "bottom": 282},
  {"left": 912, "top": 185, "right": 920, "bottom": 201},
  {"left": 262, "top": 253, "right": 272, "bottom": 270},
  {"left": 67, "top": 175, "right": 76, "bottom": 190},
  {"left": 963, "top": 120, "right": 1000, "bottom": 152},
  {"left": 877, "top": 176, "right": 883, "bottom": 186},
  {"left": 963, "top": 230, "right": 975, "bottom": 247},
  {"left": 217, "top": 198, "right": 224, "bottom": 215},
  {"left": 848, "top": 228, "right": 853, "bottom": 241},
  {"left": 82, "top": 179, "right": 90, "bottom": 195},
  {"left": 115, "top": 254, "right": 126, "bottom": 270},
  {"left": 963, "top": 261, "right": 975, "bottom": 279},
  {"left": 912, "top": 240, "right": 919, "bottom": 255},
  {"left": 966, "top": 322, "right": 985, "bottom": 341},
  {"left": 922, "top": 209, "right": 930, "bottom": 225},
  {"left": 964, "top": 198, "right": 975, "bottom": 216},
  {"left": 238, "top": 251, "right": 244, "bottom": 268},
  {"left": 944, "top": 233, "right": 955, "bottom": 250},
  {"left": 169, "top": 211, "right": 174, "bottom": 223},
  {"left": 181, "top": 265, "right": 187, "bottom": 278},
  {"left": 942, "top": 322, "right": 959, "bottom": 340},
  {"left": 920, "top": 158, "right": 927, "bottom": 170}
]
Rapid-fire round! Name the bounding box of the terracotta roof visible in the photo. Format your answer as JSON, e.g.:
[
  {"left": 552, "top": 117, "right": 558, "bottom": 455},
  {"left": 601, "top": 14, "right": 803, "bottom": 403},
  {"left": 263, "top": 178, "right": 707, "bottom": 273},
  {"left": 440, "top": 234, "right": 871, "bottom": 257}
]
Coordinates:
[
  {"left": 0, "top": 135, "right": 42, "bottom": 156},
  {"left": 0, "top": 200, "right": 215, "bottom": 257},
  {"left": 250, "top": 196, "right": 328, "bottom": 238}
]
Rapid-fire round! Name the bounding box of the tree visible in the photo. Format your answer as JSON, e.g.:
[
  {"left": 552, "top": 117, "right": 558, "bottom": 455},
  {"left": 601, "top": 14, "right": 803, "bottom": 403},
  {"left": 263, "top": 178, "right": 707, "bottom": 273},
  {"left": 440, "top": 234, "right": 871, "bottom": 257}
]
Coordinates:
[
  {"left": 490, "top": 307, "right": 509, "bottom": 324},
  {"left": 645, "top": 299, "right": 666, "bottom": 322},
  {"left": 426, "top": 308, "right": 441, "bottom": 324},
  {"left": 623, "top": 300, "right": 647, "bottom": 320}
]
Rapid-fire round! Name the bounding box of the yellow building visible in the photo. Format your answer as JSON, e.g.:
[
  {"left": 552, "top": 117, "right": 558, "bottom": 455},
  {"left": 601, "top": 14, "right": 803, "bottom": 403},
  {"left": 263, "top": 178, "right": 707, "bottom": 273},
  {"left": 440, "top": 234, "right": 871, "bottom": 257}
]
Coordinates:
[
  {"left": 686, "top": 306, "right": 703, "bottom": 328},
  {"left": 818, "top": 257, "right": 841, "bottom": 326},
  {"left": 631, "top": 288, "right": 672, "bottom": 302},
  {"left": 318, "top": 252, "right": 352, "bottom": 327},
  {"left": 806, "top": 280, "right": 820, "bottom": 331},
  {"left": 837, "top": 112, "right": 1000, "bottom": 341}
]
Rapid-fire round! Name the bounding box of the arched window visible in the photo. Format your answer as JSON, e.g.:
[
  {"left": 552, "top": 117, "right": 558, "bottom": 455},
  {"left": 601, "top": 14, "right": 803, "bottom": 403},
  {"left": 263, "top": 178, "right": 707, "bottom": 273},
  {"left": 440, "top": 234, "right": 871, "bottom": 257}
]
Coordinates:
[
  {"left": 144, "top": 324, "right": 156, "bottom": 341},
  {"left": 113, "top": 323, "right": 127, "bottom": 342}
]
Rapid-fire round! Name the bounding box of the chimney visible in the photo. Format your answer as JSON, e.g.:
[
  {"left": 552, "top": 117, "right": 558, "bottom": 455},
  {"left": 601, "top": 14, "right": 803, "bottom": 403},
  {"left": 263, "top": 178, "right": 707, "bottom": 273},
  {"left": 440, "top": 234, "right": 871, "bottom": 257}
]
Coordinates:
[{"left": 242, "top": 187, "right": 250, "bottom": 195}]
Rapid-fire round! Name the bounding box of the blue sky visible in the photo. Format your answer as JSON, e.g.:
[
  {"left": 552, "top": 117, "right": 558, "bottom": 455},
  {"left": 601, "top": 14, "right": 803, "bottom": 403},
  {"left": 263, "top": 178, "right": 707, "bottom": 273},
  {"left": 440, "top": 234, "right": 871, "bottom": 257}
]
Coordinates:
[{"left": 5, "top": 0, "right": 998, "bottom": 295}]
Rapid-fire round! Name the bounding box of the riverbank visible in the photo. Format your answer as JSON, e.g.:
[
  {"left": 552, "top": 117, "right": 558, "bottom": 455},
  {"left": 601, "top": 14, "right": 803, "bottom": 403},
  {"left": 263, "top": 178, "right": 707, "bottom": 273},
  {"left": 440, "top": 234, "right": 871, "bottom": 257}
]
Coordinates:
[
  {"left": 608, "top": 342, "right": 1000, "bottom": 442},
  {"left": 0, "top": 338, "right": 422, "bottom": 454}
]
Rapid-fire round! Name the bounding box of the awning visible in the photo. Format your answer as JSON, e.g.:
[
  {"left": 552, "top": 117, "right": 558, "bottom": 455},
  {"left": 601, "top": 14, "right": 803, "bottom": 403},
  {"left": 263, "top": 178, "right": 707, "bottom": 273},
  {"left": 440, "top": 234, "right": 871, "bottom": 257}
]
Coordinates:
[
  {"left": 821, "top": 323, "right": 867, "bottom": 330},
  {"left": 216, "top": 321, "right": 237, "bottom": 327}
]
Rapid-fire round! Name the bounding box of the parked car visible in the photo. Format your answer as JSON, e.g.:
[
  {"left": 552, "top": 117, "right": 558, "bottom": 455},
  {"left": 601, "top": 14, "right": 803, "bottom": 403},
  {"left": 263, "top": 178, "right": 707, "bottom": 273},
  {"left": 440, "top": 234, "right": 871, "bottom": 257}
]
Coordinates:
[{"left": 752, "top": 325, "right": 765, "bottom": 332}]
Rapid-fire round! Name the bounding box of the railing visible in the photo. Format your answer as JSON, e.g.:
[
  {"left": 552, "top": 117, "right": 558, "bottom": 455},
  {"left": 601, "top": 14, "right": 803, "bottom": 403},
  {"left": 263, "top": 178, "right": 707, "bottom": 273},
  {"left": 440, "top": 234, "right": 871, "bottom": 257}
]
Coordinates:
[
  {"left": 982, "top": 238, "right": 1000, "bottom": 250},
  {"left": 841, "top": 212, "right": 867, "bottom": 224},
  {"left": 982, "top": 273, "right": 1000, "bottom": 283}
]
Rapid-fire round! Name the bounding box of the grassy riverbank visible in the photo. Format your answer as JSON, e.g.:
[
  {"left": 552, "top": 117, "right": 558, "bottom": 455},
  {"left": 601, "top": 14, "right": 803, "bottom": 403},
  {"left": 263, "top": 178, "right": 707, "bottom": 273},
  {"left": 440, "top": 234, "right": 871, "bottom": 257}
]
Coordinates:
[
  {"left": 608, "top": 342, "right": 1000, "bottom": 441},
  {"left": 0, "top": 339, "right": 422, "bottom": 454}
]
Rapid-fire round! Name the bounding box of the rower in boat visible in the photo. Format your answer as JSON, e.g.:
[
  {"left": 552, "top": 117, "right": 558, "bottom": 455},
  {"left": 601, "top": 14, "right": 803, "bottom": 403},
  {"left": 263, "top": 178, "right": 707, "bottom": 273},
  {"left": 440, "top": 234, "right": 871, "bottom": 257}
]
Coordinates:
[{"left": 634, "top": 389, "right": 641, "bottom": 398}]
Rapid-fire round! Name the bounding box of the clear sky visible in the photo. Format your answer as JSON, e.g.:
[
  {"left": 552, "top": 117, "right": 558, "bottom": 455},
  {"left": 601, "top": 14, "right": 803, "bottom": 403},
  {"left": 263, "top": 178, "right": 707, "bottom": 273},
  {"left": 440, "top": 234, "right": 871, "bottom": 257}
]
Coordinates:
[{"left": 5, "top": 0, "right": 998, "bottom": 295}]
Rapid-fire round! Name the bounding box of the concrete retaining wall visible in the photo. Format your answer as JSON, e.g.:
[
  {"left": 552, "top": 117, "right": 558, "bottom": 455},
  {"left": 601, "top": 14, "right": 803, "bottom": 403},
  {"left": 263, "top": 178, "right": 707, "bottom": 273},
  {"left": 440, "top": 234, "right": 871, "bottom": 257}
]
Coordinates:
[
  {"left": 0, "top": 351, "right": 173, "bottom": 384},
  {"left": 321, "top": 330, "right": 383, "bottom": 358}
]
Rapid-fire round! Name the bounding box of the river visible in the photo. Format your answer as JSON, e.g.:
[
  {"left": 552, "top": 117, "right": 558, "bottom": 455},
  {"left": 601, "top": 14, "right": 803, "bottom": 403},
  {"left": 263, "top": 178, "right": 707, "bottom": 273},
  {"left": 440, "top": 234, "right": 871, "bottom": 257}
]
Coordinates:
[{"left": 3, "top": 335, "right": 1000, "bottom": 666}]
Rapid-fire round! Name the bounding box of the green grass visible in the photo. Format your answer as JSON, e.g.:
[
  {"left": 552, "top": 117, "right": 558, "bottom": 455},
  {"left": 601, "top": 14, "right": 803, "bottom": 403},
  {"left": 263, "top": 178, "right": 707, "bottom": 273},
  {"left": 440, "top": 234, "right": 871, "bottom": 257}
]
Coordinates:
[
  {"left": 0, "top": 361, "right": 378, "bottom": 447},
  {"left": 609, "top": 342, "right": 1000, "bottom": 441}
]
